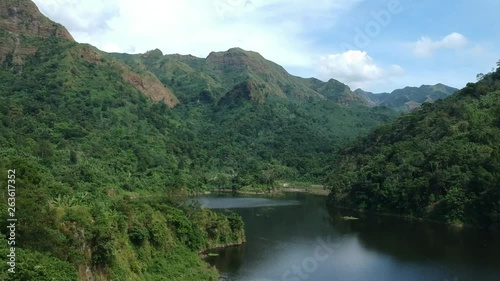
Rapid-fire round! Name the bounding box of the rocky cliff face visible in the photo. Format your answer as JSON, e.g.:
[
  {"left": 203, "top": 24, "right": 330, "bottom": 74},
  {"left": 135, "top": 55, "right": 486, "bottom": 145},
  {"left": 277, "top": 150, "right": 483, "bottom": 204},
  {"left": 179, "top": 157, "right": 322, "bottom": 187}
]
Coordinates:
[
  {"left": 207, "top": 48, "right": 284, "bottom": 75},
  {"left": 0, "top": 0, "right": 73, "bottom": 68},
  {"left": 121, "top": 66, "right": 179, "bottom": 107},
  {"left": 0, "top": 0, "right": 74, "bottom": 40}
]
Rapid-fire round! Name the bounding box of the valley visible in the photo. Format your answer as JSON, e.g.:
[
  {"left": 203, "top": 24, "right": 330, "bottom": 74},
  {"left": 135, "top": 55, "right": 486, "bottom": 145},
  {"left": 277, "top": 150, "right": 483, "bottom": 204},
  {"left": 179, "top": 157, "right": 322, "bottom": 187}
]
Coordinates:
[{"left": 0, "top": 0, "right": 498, "bottom": 280}]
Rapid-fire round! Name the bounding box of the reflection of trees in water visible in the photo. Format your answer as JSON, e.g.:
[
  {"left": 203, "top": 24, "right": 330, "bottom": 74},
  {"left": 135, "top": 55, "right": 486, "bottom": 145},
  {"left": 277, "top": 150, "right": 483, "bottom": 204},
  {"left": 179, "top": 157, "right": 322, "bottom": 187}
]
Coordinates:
[
  {"left": 235, "top": 194, "right": 334, "bottom": 240},
  {"left": 327, "top": 206, "right": 500, "bottom": 267},
  {"left": 210, "top": 194, "right": 500, "bottom": 280},
  {"left": 208, "top": 193, "right": 337, "bottom": 273},
  {"left": 206, "top": 245, "right": 245, "bottom": 273}
]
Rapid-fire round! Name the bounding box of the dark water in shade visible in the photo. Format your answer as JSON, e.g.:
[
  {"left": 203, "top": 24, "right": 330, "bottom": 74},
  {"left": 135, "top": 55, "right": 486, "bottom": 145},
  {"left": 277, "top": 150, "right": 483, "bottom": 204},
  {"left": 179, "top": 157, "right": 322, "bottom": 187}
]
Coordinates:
[
  {"left": 192, "top": 197, "right": 301, "bottom": 209},
  {"left": 196, "top": 193, "right": 500, "bottom": 281}
]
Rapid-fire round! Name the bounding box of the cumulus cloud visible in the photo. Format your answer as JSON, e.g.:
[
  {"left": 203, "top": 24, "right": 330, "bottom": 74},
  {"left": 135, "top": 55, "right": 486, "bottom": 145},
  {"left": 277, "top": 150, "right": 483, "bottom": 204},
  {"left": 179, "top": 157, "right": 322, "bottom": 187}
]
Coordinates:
[
  {"left": 33, "top": 0, "right": 120, "bottom": 33},
  {"left": 413, "top": 32, "right": 468, "bottom": 58},
  {"left": 316, "top": 50, "right": 404, "bottom": 90}
]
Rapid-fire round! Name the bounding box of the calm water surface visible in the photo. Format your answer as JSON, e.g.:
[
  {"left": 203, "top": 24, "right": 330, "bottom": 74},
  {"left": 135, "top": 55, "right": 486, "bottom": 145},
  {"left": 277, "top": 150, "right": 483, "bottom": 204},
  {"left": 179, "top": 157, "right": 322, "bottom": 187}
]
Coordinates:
[{"left": 198, "top": 193, "right": 500, "bottom": 281}]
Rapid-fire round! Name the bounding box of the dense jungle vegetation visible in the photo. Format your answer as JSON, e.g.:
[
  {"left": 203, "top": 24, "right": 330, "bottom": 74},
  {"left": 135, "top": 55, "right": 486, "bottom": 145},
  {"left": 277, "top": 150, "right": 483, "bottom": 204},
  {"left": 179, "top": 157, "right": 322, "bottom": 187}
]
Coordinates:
[
  {"left": 0, "top": 10, "right": 392, "bottom": 279},
  {"left": 1, "top": 1, "right": 494, "bottom": 280},
  {"left": 0, "top": 32, "right": 245, "bottom": 280},
  {"left": 326, "top": 63, "right": 500, "bottom": 229}
]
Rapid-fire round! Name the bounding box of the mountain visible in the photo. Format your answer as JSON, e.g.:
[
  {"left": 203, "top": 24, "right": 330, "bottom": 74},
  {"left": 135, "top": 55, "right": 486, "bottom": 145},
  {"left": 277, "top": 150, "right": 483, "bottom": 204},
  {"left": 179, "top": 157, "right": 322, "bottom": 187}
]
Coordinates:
[
  {"left": 354, "top": 84, "right": 458, "bottom": 111},
  {"left": 0, "top": 1, "right": 399, "bottom": 280},
  {"left": 0, "top": 1, "right": 242, "bottom": 280},
  {"left": 326, "top": 66, "right": 500, "bottom": 228},
  {"left": 0, "top": 0, "right": 399, "bottom": 191},
  {"left": 108, "top": 48, "right": 400, "bottom": 183},
  {"left": 111, "top": 47, "right": 366, "bottom": 105},
  {"left": 3, "top": 1, "right": 491, "bottom": 280},
  {"left": 0, "top": 0, "right": 72, "bottom": 70},
  {"left": 0, "top": 0, "right": 179, "bottom": 107}
]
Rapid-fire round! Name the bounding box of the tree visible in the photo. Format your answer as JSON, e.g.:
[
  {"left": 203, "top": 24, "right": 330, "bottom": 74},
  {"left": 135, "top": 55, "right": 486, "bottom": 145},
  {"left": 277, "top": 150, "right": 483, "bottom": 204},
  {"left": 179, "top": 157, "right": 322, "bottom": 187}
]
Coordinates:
[
  {"left": 212, "top": 173, "right": 230, "bottom": 190},
  {"left": 70, "top": 150, "right": 78, "bottom": 164},
  {"left": 477, "top": 73, "right": 485, "bottom": 81},
  {"left": 36, "top": 140, "right": 53, "bottom": 161}
]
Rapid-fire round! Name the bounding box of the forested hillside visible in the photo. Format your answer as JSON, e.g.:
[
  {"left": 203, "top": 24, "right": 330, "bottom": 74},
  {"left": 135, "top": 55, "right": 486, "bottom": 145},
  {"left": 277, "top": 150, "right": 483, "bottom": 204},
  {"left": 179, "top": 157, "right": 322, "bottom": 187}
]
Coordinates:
[
  {"left": 0, "top": 0, "right": 402, "bottom": 279},
  {"left": 326, "top": 63, "right": 500, "bottom": 228},
  {"left": 3, "top": 0, "right": 499, "bottom": 280},
  {"left": 111, "top": 49, "right": 398, "bottom": 185},
  {"left": 0, "top": 1, "right": 244, "bottom": 280}
]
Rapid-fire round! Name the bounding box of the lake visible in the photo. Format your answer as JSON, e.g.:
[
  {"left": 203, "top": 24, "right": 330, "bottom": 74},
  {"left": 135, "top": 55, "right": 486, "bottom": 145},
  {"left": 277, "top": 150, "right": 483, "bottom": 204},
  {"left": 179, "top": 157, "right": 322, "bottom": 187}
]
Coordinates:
[{"left": 197, "top": 193, "right": 500, "bottom": 281}]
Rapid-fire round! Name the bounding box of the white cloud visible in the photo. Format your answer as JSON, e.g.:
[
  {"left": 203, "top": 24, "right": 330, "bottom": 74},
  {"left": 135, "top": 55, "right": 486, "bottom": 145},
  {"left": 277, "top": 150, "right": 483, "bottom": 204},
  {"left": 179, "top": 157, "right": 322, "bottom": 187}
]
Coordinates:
[
  {"left": 316, "top": 50, "right": 404, "bottom": 90},
  {"left": 413, "top": 32, "right": 468, "bottom": 58},
  {"left": 32, "top": 0, "right": 120, "bottom": 33},
  {"left": 32, "top": 0, "right": 363, "bottom": 69}
]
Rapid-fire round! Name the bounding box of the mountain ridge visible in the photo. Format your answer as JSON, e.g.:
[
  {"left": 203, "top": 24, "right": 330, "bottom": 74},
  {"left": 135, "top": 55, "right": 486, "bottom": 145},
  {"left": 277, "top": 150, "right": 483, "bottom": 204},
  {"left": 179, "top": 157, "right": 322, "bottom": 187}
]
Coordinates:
[
  {"left": 0, "top": 0, "right": 73, "bottom": 40},
  {"left": 112, "top": 47, "right": 368, "bottom": 106},
  {"left": 354, "top": 84, "right": 458, "bottom": 111},
  {"left": 1, "top": 0, "right": 455, "bottom": 110}
]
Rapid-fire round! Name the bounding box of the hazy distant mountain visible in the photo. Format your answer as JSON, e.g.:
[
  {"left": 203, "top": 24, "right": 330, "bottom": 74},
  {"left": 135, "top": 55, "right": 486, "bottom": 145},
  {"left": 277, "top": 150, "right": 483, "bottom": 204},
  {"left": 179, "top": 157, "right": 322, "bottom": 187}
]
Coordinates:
[{"left": 354, "top": 84, "right": 458, "bottom": 111}]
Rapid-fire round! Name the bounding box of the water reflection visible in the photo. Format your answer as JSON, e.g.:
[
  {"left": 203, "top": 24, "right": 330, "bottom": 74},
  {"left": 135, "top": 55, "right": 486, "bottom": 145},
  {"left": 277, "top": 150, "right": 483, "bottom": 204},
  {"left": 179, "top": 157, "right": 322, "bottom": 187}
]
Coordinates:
[
  {"left": 202, "top": 193, "right": 500, "bottom": 281},
  {"left": 209, "top": 245, "right": 246, "bottom": 273},
  {"left": 193, "top": 196, "right": 300, "bottom": 209}
]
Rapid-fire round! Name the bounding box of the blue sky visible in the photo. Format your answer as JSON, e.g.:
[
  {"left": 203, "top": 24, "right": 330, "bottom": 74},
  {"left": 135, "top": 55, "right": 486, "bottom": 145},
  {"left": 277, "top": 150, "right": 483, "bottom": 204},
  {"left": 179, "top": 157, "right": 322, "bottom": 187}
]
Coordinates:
[{"left": 33, "top": 0, "right": 500, "bottom": 92}]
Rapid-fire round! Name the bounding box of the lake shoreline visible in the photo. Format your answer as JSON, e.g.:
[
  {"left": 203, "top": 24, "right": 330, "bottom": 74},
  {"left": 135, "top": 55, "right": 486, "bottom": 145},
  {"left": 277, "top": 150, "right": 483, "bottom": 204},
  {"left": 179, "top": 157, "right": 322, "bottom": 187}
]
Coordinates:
[
  {"left": 199, "top": 185, "right": 330, "bottom": 197},
  {"left": 199, "top": 241, "right": 246, "bottom": 259},
  {"left": 329, "top": 203, "right": 500, "bottom": 231},
  {"left": 194, "top": 188, "right": 498, "bottom": 230},
  {"left": 203, "top": 192, "right": 500, "bottom": 280}
]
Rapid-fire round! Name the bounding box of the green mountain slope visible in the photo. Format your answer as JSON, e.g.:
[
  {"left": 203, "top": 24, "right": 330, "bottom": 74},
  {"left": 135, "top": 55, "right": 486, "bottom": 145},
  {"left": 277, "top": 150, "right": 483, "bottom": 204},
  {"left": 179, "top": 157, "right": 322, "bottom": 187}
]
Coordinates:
[
  {"left": 172, "top": 98, "right": 397, "bottom": 186},
  {"left": 108, "top": 48, "right": 399, "bottom": 184},
  {"left": 0, "top": 0, "right": 400, "bottom": 191},
  {"left": 355, "top": 84, "right": 458, "bottom": 111},
  {"left": 0, "top": 1, "right": 243, "bottom": 280},
  {"left": 0, "top": 0, "right": 421, "bottom": 279},
  {"left": 111, "top": 47, "right": 366, "bottom": 105},
  {"left": 326, "top": 65, "right": 500, "bottom": 228},
  {"left": 0, "top": 0, "right": 179, "bottom": 108},
  {"left": 0, "top": 0, "right": 396, "bottom": 279}
]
